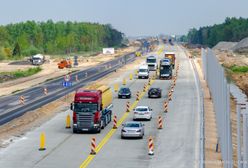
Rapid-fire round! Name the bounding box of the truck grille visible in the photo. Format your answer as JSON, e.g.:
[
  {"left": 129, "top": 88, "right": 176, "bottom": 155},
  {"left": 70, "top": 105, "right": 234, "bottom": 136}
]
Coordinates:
[{"left": 77, "top": 113, "right": 93, "bottom": 128}]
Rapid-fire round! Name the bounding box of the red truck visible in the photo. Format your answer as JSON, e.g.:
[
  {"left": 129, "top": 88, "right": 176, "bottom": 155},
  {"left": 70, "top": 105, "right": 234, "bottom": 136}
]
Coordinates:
[{"left": 70, "top": 84, "right": 113, "bottom": 133}]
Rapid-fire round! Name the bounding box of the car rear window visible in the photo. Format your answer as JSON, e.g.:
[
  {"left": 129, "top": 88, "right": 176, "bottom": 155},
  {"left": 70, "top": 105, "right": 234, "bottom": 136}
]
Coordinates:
[
  {"left": 121, "top": 88, "right": 129, "bottom": 92},
  {"left": 135, "top": 108, "right": 148, "bottom": 112},
  {"left": 125, "top": 123, "right": 140, "bottom": 127}
]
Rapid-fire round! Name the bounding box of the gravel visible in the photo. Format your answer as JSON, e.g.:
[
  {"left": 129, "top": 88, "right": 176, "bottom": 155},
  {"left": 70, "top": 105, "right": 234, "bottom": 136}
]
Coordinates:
[
  {"left": 232, "top": 37, "right": 248, "bottom": 53},
  {"left": 212, "top": 41, "right": 238, "bottom": 51}
]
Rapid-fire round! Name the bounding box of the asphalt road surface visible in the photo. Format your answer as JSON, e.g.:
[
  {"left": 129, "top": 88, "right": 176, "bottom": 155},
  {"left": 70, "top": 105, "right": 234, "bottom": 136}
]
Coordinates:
[{"left": 0, "top": 44, "right": 200, "bottom": 168}]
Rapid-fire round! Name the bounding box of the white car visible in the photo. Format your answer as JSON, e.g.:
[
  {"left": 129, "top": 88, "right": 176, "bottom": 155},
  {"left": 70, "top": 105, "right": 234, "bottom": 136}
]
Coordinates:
[
  {"left": 138, "top": 65, "right": 149, "bottom": 79},
  {"left": 133, "top": 106, "right": 153, "bottom": 120}
]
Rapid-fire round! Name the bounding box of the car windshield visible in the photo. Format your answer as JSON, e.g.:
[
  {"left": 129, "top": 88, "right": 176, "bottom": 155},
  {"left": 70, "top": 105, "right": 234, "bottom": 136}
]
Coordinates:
[
  {"left": 74, "top": 103, "right": 97, "bottom": 113},
  {"left": 135, "top": 107, "right": 148, "bottom": 112},
  {"left": 139, "top": 69, "right": 147, "bottom": 72},
  {"left": 125, "top": 123, "right": 140, "bottom": 127},
  {"left": 147, "top": 58, "right": 156, "bottom": 63}
]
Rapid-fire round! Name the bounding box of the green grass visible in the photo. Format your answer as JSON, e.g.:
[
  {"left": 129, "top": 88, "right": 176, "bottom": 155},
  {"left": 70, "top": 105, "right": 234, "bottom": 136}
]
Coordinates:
[
  {"left": 0, "top": 67, "right": 42, "bottom": 83},
  {"left": 230, "top": 65, "right": 248, "bottom": 73},
  {"left": 13, "top": 67, "right": 42, "bottom": 78}
]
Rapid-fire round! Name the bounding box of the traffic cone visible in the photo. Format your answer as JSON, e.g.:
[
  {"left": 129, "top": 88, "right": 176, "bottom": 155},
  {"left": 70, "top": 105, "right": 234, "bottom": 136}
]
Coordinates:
[
  {"left": 90, "top": 137, "right": 96, "bottom": 155},
  {"left": 158, "top": 116, "right": 163, "bottom": 129},
  {"left": 43, "top": 88, "right": 48, "bottom": 95},
  {"left": 126, "top": 101, "right": 130, "bottom": 112},
  {"left": 19, "top": 96, "right": 25, "bottom": 105},
  {"left": 113, "top": 115, "right": 117, "bottom": 129},
  {"left": 75, "top": 75, "right": 79, "bottom": 82},
  {"left": 136, "top": 91, "right": 140, "bottom": 101},
  {"left": 148, "top": 136, "right": 154, "bottom": 155},
  {"left": 164, "top": 101, "right": 168, "bottom": 113},
  {"left": 143, "top": 84, "right": 147, "bottom": 92},
  {"left": 148, "top": 78, "right": 151, "bottom": 85}
]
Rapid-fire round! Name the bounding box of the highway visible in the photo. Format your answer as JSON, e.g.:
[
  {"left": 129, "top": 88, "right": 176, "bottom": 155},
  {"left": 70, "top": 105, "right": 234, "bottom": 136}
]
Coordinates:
[
  {"left": 0, "top": 50, "right": 140, "bottom": 125},
  {"left": 0, "top": 44, "right": 200, "bottom": 168}
]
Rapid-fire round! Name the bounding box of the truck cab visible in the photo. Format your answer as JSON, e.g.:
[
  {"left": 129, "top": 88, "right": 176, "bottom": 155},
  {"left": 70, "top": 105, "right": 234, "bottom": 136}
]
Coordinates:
[
  {"left": 71, "top": 85, "right": 113, "bottom": 133},
  {"left": 138, "top": 65, "right": 149, "bottom": 79},
  {"left": 164, "top": 52, "right": 176, "bottom": 69},
  {"left": 31, "top": 54, "right": 45, "bottom": 65},
  {"left": 146, "top": 56, "right": 157, "bottom": 71},
  {"left": 159, "top": 58, "right": 172, "bottom": 79}
]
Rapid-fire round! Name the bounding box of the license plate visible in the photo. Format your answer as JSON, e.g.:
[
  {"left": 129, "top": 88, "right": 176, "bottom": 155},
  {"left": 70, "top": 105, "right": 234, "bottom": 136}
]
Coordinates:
[
  {"left": 122, "top": 96, "right": 126, "bottom": 98},
  {"left": 127, "top": 130, "right": 135, "bottom": 132},
  {"left": 82, "top": 129, "right": 89, "bottom": 131}
]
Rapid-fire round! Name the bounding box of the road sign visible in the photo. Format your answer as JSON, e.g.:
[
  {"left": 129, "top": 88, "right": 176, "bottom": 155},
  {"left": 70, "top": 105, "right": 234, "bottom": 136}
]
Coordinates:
[
  {"left": 64, "top": 74, "right": 71, "bottom": 82},
  {"left": 62, "top": 81, "right": 72, "bottom": 87}
]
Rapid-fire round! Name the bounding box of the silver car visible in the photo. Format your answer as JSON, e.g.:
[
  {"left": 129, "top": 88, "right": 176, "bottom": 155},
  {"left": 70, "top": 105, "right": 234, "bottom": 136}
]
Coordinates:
[
  {"left": 133, "top": 106, "right": 153, "bottom": 121},
  {"left": 121, "top": 121, "right": 145, "bottom": 139}
]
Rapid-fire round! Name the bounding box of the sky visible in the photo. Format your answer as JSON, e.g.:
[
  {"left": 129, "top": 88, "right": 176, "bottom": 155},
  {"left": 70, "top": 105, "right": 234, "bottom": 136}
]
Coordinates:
[{"left": 0, "top": 0, "right": 248, "bottom": 36}]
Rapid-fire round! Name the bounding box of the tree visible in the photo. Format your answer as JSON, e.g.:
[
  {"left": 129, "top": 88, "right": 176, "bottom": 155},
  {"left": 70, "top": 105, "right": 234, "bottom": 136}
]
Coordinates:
[{"left": 13, "top": 42, "right": 21, "bottom": 56}]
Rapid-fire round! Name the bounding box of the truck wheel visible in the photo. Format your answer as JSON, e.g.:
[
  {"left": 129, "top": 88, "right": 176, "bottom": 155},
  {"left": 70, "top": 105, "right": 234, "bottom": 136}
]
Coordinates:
[
  {"left": 97, "top": 128, "right": 101, "bottom": 133},
  {"left": 101, "top": 120, "right": 105, "bottom": 129},
  {"left": 73, "top": 128, "right": 78, "bottom": 134}
]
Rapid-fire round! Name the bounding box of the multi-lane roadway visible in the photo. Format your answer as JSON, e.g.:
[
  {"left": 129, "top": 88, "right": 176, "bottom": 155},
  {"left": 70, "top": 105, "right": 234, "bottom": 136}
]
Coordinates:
[{"left": 0, "top": 44, "right": 200, "bottom": 168}]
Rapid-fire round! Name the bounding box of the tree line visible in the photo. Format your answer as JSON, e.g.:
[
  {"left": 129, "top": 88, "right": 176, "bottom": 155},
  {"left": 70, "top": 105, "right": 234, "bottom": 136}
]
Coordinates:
[
  {"left": 0, "top": 20, "right": 124, "bottom": 60},
  {"left": 186, "top": 17, "right": 248, "bottom": 47}
]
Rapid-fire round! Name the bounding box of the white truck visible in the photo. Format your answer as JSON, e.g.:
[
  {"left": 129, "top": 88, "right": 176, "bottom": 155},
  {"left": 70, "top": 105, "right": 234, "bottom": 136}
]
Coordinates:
[
  {"left": 30, "top": 54, "right": 45, "bottom": 65},
  {"left": 138, "top": 65, "right": 149, "bottom": 79},
  {"left": 146, "top": 56, "right": 157, "bottom": 71}
]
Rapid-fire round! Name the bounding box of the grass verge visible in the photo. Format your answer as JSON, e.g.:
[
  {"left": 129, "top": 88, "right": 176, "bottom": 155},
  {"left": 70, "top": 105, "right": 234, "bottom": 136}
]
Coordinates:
[
  {"left": 229, "top": 65, "right": 248, "bottom": 73},
  {"left": 0, "top": 67, "right": 42, "bottom": 83}
]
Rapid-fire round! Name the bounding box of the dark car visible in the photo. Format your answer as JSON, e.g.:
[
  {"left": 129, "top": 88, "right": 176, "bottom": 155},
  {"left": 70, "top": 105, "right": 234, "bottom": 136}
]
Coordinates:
[
  {"left": 148, "top": 88, "right": 162, "bottom": 98},
  {"left": 118, "top": 87, "right": 131, "bottom": 99}
]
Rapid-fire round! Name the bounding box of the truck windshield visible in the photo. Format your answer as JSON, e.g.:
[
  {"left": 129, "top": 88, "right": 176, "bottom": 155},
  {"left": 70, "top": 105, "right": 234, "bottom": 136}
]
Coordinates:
[
  {"left": 32, "top": 57, "right": 41, "bottom": 60},
  {"left": 160, "top": 66, "right": 171, "bottom": 73},
  {"left": 74, "top": 103, "right": 98, "bottom": 113},
  {"left": 139, "top": 69, "right": 148, "bottom": 72},
  {"left": 147, "top": 59, "right": 156, "bottom": 63}
]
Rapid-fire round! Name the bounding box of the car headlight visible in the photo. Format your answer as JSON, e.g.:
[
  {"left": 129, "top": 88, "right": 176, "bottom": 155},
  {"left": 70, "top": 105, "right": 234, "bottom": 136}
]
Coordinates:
[
  {"left": 122, "top": 129, "right": 126, "bottom": 132},
  {"left": 136, "top": 129, "right": 141, "bottom": 132}
]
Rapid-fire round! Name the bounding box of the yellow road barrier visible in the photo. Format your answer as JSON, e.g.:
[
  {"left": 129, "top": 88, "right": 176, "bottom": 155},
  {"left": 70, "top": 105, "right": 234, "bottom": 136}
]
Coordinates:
[{"left": 39, "top": 132, "right": 46, "bottom": 151}]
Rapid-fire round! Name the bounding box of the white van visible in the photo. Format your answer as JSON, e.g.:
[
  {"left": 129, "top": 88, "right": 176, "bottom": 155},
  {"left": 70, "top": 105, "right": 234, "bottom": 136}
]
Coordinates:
[{"left": 138, "top": 65, "right": 149, "bottom": 79}]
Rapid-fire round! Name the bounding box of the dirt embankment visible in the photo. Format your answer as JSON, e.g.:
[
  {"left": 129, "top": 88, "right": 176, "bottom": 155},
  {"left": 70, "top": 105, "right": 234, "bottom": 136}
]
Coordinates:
[
  {"left": 215, "top": 50, "right": 248, "bottom": 96},
  {"left": 188, "top": 47, "right": 248, "bottom": 97},
  {"left": 0, "top": 46, "right": 138, "bottom": 96}
]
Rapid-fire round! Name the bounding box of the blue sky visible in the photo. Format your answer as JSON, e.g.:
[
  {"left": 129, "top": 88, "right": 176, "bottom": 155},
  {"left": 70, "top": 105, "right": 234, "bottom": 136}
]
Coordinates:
[{"left": 0, "top": 0, "right": 248, "bottom": 36}]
